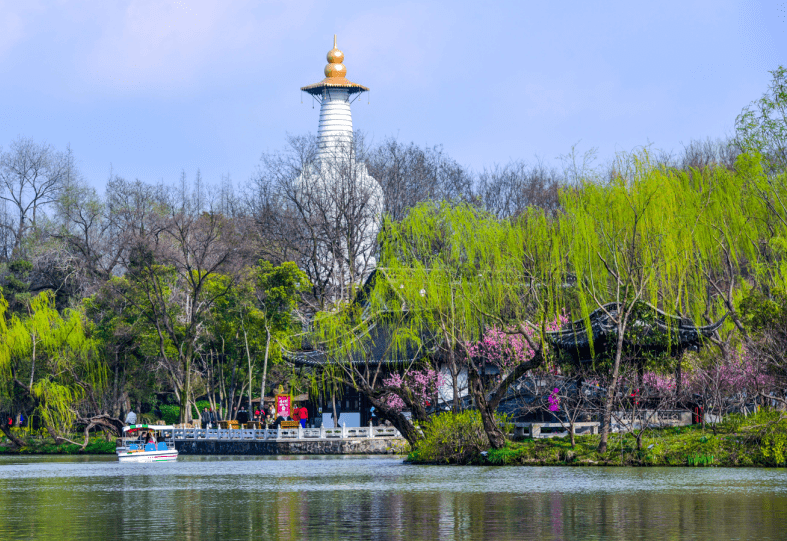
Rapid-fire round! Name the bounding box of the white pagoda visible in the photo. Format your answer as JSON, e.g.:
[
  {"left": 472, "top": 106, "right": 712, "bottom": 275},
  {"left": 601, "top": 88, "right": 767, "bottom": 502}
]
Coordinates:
[{"left": 299, "top": 36, "right": 384, "bottom": 299}]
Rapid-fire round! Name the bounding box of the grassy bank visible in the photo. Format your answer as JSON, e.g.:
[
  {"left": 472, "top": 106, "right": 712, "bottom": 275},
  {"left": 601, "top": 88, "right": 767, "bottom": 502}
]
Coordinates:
[
  {"left": 407, "top": 410, "right": 787, "bottom": 467},
  {"left": 0, "top": 432, "right": 116, "bottom": 455}
]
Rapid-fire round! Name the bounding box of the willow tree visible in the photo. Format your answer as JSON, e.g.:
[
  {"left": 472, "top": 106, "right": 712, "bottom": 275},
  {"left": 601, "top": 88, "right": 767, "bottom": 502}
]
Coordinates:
[
  {"left": 702, "top": 152, "right": 787, "bottom": 389},
  {"left": 557, "top": 152, "right": 746, "bottom": 453},
  {"left": 0, "top": 291, "right": 105, "bottom": 448},
  {"left": 314, "top": 201, "right": 563, "bottom": 448}
]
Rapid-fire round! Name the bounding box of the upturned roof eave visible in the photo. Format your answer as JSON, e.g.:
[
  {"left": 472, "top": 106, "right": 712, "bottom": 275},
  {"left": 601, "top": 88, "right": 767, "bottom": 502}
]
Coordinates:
[
  {"left": 300, "top": 77, "right": 369, "bottom": 95},
  {"left": 544, "top": 302, "right": 727, "bottom": 351}
]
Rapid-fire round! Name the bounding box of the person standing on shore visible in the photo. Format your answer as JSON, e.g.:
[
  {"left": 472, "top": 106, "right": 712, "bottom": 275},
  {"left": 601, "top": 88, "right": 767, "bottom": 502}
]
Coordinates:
[
  {"left": 201, "top": 408, "right": 210, "bottom": 429},
  {"left": 298, "top": 404, "right": 308, "bottom": 428},
  {"left": 292, "top": 405, "right": 300, "bottom": 425}
]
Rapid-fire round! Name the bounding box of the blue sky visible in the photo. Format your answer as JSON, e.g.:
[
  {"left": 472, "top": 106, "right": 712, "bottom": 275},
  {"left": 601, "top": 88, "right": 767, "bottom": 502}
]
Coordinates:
[{"left": 0, "top": 0, "right": 784, "bottom": 191}]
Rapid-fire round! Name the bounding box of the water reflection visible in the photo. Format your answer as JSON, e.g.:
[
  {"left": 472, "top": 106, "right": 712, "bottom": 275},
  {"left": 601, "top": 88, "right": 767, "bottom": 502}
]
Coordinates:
[{"left": 0, "top": 456, "right": 785, "bottom": 540}]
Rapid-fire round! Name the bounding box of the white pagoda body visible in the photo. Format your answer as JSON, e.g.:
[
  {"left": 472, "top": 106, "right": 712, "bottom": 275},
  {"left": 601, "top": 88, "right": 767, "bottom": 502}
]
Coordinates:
[{"left": 299, "top": 37, "right": 384, "bottom": 300}]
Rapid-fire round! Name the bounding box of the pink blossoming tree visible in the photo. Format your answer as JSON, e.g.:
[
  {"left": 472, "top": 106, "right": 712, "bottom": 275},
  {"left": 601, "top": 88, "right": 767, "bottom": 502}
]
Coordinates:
[{"left": 381, "top": 368, "right": 445, "bottom": 422}]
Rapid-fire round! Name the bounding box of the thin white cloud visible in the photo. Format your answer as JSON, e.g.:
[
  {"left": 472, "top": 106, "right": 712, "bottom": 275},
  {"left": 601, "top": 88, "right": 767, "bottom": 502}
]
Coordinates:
[
  {"left": 0, "top": 2, "right": 35, "bottom": 59},
  {"left": 77, "top": 0, "right": 309, "bottom": 96}
]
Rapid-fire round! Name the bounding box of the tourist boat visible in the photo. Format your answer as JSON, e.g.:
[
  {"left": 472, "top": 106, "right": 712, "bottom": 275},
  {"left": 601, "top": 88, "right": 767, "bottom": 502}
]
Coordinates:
[{"left": 116, "top": 424, "right": 178, "bottom": 463}]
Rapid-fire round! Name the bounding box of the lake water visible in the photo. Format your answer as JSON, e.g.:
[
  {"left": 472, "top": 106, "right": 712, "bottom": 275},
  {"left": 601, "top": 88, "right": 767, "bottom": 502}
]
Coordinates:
[{"left": 0, "top": 455, "right": 786, "bottom": 540}]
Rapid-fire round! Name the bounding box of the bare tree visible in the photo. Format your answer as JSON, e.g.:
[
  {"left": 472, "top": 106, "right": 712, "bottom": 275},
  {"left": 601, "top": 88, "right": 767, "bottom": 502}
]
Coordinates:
[
  {"left": 519, "top": 370, "right": 596, "bottom": 448},
  {"left": 366, "top": 138, "right": 474, "bottom": 222},
  {"left": 0, "top": 138, "right": 73, "bottom": 258},
  {"left": 249, "top": 133, "right": 383, "bottom": 309},
  {"left": 477, "top": 159, "right": 562, "bottom": 218},
  {"left": 110, "top": 177, "right": 244, "bottom": 423}
]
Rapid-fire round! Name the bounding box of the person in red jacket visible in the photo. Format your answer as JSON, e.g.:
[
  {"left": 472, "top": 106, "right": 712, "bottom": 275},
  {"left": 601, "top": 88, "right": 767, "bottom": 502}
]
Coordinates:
[{"left": 298, "top": 405, "right": 308, "bottom": 428}]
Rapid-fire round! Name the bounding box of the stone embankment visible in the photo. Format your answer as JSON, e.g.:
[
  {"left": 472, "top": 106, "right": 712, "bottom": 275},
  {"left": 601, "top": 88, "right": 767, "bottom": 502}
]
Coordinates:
[{"left": 175, "top": 437, "right": 407, "bottom": 455}]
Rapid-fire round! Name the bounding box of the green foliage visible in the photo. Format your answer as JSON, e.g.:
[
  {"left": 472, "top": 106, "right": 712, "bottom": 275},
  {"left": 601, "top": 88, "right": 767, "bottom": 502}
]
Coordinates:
[
  {"left": 0, "top": 291, "right": 104, "bottom": 437},
  {"left": 0, "top": 436, "right": 116, "bottom": 455},
  {"left": 0, "top": 259, "right": 33, "bottom": 312},
  {"left": 159, "top": 405, "right": 180, "bottom": 425},
  {"left": 558, "top": 154, "right": 741, "bottom": 351},
  {"left": 252, "top": 261, "right": 311, "bottom": 364},
  {"left": 762, "top": 430, "right": 787, "bottom": 466},
  {"left": 313, "top": 201, "right": 563, "bottom": 430},
  {"left": 406, "top": 409, "right": 787, "bottom": 467},
  {"left": 486, "top": 445, "right": 521, "bottom": 465},
  {"left": 739, "top": 288, "right": 787, "bottom": 332},
  {"left": 408, "top": 411, "right": 504, "bottom": 464},
  {"left": 687, "top": 454, "right": 714, "bottom": 466},
  {"left": 191, "top": 400, "right": 211, "bottom": 419}
]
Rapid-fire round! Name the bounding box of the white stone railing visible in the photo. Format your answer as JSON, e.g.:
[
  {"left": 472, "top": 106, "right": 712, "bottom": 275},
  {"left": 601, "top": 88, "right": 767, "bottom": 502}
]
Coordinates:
[{"left": 170, "top": 423, "right": 401, "bottom": 441}]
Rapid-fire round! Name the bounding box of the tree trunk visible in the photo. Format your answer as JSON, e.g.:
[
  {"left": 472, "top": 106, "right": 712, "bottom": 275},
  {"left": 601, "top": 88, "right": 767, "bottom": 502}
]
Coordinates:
[
  {"left": 451, "top": 365, "right": 460, "bottom": 413},
  {"left": 180, "top": 349, "right": 193, "bottom": 424},
  {"left": 242, "top": 317, "right": 254, "bottom": 413},
  {"left": 0, "top": 423, "right": 24, "bottom": 449},
  {"left": 331, "top": 391, "right": 339, "bottom": 428},
  {"left": 570, "top": 419, "right": 576, "bottom": 448},
  {"left": 259, "top": 330, "right": 271, "bottom": 414},
  {"left": 77, "top": 414, "right": 124, "bottom": 437},
  {"left": 355, "top": 379, "right": 422, "bottom": 446},
  {"left": 598, "top": 329, "right": 626, "bottom": 454},
  {"left": 468, "top": 369, "right": 505, "bottom": 449},
  {"left": 675, "top": 356, "right": 682, "bottom": 406}
]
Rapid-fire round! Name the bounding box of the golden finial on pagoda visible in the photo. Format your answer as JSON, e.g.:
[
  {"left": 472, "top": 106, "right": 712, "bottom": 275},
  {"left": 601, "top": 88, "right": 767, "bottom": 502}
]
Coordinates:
[
  {"left": 301, "top": 34, "right": 368, "bottom": 96},
  {"left": 325, "top": 35, "right": 346, "bottom": 78}
]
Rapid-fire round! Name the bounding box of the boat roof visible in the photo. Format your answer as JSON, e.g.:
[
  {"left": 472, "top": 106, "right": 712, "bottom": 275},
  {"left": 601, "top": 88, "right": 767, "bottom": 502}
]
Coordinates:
[{"left": 122, "top": 424, "right": 175, "bottom": 432}]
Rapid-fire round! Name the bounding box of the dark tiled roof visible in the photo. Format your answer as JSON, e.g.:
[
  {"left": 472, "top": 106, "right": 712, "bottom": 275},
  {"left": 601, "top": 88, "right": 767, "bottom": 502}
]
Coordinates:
[{"left": 545, "top": 302, "right": 726, "bottom": 362}]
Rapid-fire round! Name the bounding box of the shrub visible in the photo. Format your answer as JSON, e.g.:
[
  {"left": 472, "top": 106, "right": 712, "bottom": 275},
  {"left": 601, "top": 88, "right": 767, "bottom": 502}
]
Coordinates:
[
  {"left": 159, "top": 405, "right": 180, "bottom": 425},
  {"left": 761, "top": 420, "right": 787, "bottom": 466},
  {"left": 410, "top": 411, "right": 490, "bottom": 464}
]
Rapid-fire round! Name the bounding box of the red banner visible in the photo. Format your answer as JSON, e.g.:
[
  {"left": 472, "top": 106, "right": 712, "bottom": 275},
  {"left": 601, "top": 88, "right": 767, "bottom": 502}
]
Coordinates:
[{"left": 276, "top": 395, "right": 291, "bottom": 418}]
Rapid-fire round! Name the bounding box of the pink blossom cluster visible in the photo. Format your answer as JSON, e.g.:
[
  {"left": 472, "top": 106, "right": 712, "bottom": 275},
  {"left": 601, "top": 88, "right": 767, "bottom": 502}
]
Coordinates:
[
  {"left": 548, "top": 388, "right": 561, "bottom": 412},
  {"left": 638, "top": 346, "right": 774, "bottom": 397},
  {"left": 381, "top": 368, "right": 445, "bottom": 413},
  {"left": 467, "top": 313, "right": 568, "bottom": 373},
  {"left": 642, "top": 372, "right": 687, "bottom": 394},
  {"left": 686, "top": 346, "right": 774, "bottom": 395}
]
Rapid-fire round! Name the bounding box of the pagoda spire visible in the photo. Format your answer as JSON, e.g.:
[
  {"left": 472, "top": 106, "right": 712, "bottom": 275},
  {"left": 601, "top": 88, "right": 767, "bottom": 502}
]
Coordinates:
[
  {"left": 301, "top": 36, "right": 368, "bottom": 161},
  {"left": 300, "top": 35, "right": 368, "bottom": 96}
]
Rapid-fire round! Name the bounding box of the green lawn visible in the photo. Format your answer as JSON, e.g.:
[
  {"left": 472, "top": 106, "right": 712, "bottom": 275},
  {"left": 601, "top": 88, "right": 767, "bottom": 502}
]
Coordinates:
[{"left": 408, "top": 410, "right": 787, "bottom": 467}]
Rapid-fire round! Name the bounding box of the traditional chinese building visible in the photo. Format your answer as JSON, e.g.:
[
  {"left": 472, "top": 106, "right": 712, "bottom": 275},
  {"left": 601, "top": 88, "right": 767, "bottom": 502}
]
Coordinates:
[{"left": 545, "top": 303, "right": 726, "bottom": 363}]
